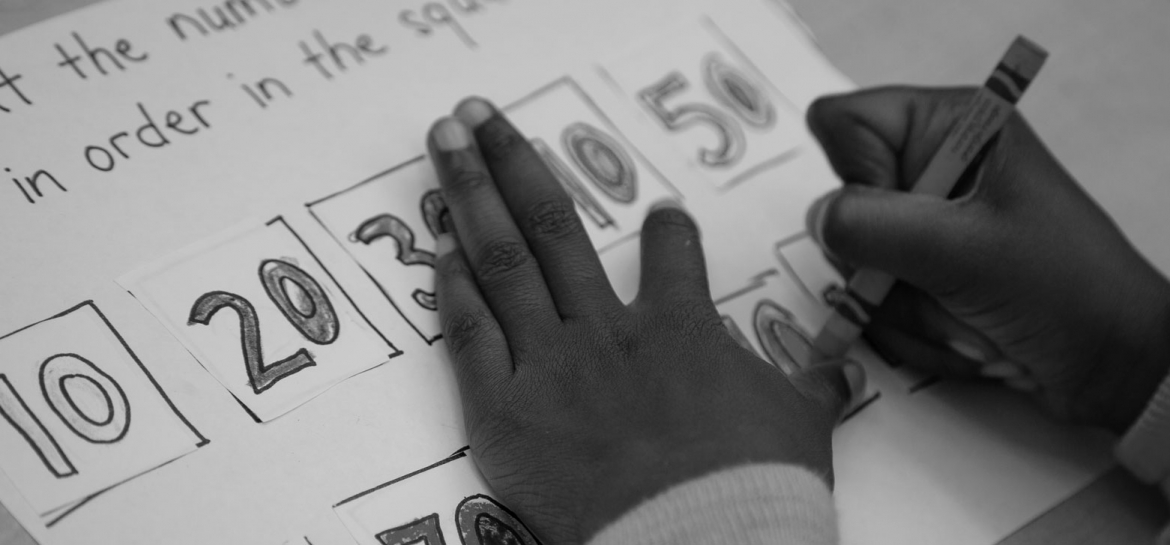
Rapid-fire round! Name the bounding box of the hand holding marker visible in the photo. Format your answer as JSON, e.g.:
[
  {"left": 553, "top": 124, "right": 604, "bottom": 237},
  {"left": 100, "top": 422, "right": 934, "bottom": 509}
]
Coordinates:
[{"left": 811, "top": 36, "right": 1049, "bottom": 359}]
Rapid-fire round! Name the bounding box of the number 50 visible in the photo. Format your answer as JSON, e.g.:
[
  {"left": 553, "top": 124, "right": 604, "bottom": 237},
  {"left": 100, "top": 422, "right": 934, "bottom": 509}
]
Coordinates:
[{"left": 639, "top": 54, "right": 777, "bottom": 168}]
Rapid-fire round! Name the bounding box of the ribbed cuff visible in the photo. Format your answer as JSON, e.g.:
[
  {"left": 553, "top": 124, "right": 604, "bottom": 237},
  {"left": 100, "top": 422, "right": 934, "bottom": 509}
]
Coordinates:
[
  {"left": 1116, "top": 371, "right": 1170, "bottom": 483},
  {"left": 587, "top": 463, "right": 837, "bottom": 545}
]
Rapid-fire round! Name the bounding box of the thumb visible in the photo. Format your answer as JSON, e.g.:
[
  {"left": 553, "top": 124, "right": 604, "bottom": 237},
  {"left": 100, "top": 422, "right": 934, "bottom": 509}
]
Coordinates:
[
  {"left": 806, "top": 185, "right": 982, "bottom": 294},
  {"left": 789, "top": 360, "right": 867, "bottom": 423}
]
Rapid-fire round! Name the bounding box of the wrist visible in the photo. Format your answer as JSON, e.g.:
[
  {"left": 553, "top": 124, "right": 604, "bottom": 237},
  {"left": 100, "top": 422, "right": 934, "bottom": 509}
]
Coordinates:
[{"left": 579, "top": 429, "right": 834, "bottom": 541}]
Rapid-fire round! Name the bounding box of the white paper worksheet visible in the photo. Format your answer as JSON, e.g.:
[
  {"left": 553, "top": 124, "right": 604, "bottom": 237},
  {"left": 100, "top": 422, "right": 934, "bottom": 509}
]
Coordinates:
[{"left": 0, "top": 0, "right": 1112, "bottom": 544}]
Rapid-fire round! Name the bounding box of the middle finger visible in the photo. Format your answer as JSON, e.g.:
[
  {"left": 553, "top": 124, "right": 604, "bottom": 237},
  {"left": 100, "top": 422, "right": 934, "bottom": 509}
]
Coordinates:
[
  {"left": 428, "top": 117, "right": 559, "bottom": 341},
  {"left": 454, "top": 98, "right": 622, "bottom": 319}
]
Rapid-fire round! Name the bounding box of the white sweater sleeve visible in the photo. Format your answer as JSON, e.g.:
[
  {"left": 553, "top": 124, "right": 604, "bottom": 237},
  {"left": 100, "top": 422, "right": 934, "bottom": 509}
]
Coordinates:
[
  {"left": 1116, "top": 371, "right": 1170, "bottom": 544},
  {"left": 586, "top": 463, "right": 837, "bottom": 545}
]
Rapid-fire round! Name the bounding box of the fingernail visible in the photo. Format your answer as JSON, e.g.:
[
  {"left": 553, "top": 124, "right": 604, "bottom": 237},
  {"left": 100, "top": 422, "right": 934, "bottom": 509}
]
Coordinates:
[
  {"left": 806, "top": 190, "right": 838, "bottom": 247},
  {"left": 981, "top": 360, "right": 1024, "bottom": 379},
  {"left": 454, "top": 97, "right": 496, "bottom": 128},
  {"left": 843, "top": 361, "right": 867, "bottom": 403},
  {"left": 649, "top": 199, "right": 685, "bottom": 213},
  {"left": 1005, "top": 376, "right": 1039, "bottom": 392},
  {"left": 432, "top": 117, "right": 470, "bottom": 151},
  {"left": 947, "top": 339, "right": 990, "bottom": 363},
  {"left": 436, "top": 233, "right": 458, "bottom": 256},
  {"left": 438, "top": 210, "right": 455, "bottom": 235}
]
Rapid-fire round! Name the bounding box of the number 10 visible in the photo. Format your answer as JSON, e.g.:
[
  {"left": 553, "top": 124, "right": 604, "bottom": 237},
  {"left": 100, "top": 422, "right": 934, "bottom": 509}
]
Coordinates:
[{"left": 0, "top": 354, "right": 131, "bottom": 478}]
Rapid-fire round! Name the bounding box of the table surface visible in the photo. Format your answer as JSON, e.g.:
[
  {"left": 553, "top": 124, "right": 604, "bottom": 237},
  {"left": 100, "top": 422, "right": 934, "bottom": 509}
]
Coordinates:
[{"left": 1, "top": 0, "right": 1167, "bottom": 544}]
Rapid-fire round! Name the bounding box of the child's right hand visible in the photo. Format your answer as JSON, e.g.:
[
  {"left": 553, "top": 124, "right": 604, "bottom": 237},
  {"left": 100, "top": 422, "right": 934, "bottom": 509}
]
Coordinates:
[{"left": 805, "top": 86, "right": 1170, "bottom": 433}]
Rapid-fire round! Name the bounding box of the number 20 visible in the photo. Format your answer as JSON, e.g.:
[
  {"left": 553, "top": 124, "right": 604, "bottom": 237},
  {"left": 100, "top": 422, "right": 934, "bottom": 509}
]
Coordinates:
[{"left": 189, "top": 259, "right": 340, "bottom": 395}]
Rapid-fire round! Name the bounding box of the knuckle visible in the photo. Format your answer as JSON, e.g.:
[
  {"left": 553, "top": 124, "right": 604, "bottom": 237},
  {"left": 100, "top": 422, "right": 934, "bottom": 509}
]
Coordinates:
[
  {"left": 443, "top": 309, "right": 494, "bottom": 354},
  {"left": 448, "top": 167, "right": 493, "bottom": 193},
  {"left": 598, "top": 319, "right": 640, "bottom": 359},
  {"left": 474, "top": 239, "right": 531, "bottom": 283},
  {"left": 480, "top": 126, "right": 528, "bottom": 159},
  {"left": 662, "top": 298, "right": 721, "bottom": 339},
  {"left": 436, "top": 251, "right": 469, "bottom": 278},
  {"left": 525, "top": 199, "right": 582, "bottom": 240}
]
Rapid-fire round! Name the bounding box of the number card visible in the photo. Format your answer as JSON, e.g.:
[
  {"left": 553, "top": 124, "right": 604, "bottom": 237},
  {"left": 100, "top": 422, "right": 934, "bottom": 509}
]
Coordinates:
[
  {"left": 715, "top": 270, "right": 828, "bottom": 375},
  {"left": 121, "top": 218, "right": 402, "bottom": 422},
  {"left": 309, "top": 158, "right": 447, "bottom": 344},
  {"left": 0, "top": 302, "right": 205, "bottom": 516},
  {"left": 601, "top": 19, "right": 803, "bottom": 190},
  {"left": 506, "top": 77, "right": 679, "bottom": 253},
  {"left": 334, "top": 448, "right": 541, "bottom": 545},
  {"left": 773, "top": 234, "right": 846, "bottom": 310}
]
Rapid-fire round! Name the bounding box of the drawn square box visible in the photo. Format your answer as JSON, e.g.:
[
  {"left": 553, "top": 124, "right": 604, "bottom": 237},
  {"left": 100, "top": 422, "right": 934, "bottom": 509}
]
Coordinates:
[
  {"left": 121, "top": 218, "right": 402, "bottom": 422},
  {"left": 505, "top": 77, "right": 681, "bottom": 253},
  {"left": 715, "top": 270, "right": 829, "bottom": 375},
  {"left": 600, "top": 18, "right": 803, "bottom": 190},
  {"left": 0, "top": 302, "right": 205, "bottom": 516},
  {"left": 309, "top": 158, "right": 446, "bottom": 344},
  {"left": 716, "top": 269, "right": 878, "bottom": 418},
  {"left": 773, "top": 233, "right": 845, "bottom": 309},
  {"left": 334, "top": 449, "right": 540, "bottom": 545}
]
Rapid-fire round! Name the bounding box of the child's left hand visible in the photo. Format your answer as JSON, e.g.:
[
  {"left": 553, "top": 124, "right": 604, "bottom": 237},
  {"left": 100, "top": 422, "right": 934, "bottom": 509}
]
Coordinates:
[{"left": 424, "top": 98, "right": 865, "bottom": 545}]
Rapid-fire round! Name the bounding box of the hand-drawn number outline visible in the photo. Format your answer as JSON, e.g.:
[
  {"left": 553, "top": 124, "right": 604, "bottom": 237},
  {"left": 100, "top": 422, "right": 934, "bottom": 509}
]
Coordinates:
[
  {"left": 352, "top": 188, "right": 448, "bottom": 313},
  {"left": 336, "top": 448, "right": 542, "bottom": 545},
  {"left": 0, "top": 352, "right": 134, "bottom": 478},
  {"left": 455, "top": 494, "right": 542, "bottom": 545},
  {"left": 721, "top": 302, "right": 815, "bottom": 375},
  {"left": 505, "top": 77, "right": 680, "bottom": 250},
  {"left": 306, "top": 161, "right": 452, "bottom": 345},
  {"left": 638, "top": 53, "right": 776, "bottom": 170},
  {"left": 40, "top": 354, "right": 131, "bottom": 445},
  {"left": 189, "top": 258, "right": 341, "bottom": 395},
  {"left": 753, "top": 299, "right": 815, "bottom": 375},
  {"left": 563, "top": 122, "right": 638, "bottom": 204},
  {"left": 0, "top": 301, "right": 207, "bottom": 522},
  {"left": 532, "top": 138, "right": 616, "bottom": 229},
  {"left": 533, "top": 121, "right": 638, "bottom": 231},
  {"left": 374, "top": 495, "right": 541, "bottom": 545}
]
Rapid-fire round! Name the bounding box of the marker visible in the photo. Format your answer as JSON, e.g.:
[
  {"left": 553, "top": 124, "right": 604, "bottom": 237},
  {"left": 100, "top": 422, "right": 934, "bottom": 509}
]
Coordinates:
[{"left": 811, "top": 36, "right": 1049, "bottom": 359}]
